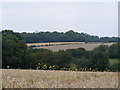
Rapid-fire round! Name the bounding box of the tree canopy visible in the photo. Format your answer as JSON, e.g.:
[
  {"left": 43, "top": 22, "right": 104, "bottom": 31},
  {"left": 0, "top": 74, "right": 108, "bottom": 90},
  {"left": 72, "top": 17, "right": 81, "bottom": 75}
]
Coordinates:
[
  {"left": 2, "top": 30, "right": 27, "bottom": 68},
  {"left": 21, "top": 30, "right": 119, "bottom": 43}
]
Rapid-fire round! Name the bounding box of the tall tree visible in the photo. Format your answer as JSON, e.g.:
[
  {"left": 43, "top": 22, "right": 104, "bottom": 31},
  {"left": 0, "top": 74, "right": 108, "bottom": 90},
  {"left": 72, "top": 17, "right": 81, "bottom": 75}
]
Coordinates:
[{"left": 2, "top": 30, "right": 27, "bottom": 68}]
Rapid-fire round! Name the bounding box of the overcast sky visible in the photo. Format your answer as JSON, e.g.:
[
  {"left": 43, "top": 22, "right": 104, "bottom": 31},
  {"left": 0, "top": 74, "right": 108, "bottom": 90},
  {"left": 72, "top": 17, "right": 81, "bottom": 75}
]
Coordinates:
[{"left": 0, "top": 2, "right": 118, "bottom": 37}]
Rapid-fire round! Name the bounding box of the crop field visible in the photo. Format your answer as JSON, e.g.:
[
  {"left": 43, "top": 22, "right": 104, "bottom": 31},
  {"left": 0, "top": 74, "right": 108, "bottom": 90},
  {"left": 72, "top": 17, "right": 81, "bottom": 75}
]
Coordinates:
[
  {"left": 27, "top": 42, "right": 85, "bottom": 47},
  {"left": 2, "top": 69, "right": 118, "bottom": 88},
  {"left": 27, "top": 42, "right": 114, "bottom": 51}
]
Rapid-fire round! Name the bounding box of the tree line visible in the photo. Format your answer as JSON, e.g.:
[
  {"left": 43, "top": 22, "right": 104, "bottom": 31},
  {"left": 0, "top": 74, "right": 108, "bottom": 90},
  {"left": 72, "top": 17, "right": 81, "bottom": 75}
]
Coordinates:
[
  {"left": 2, "top": 30, "right": 120, "bottom": 71},
  {"left": 21, "top": 30, "right": 119, "bottom": 43}
]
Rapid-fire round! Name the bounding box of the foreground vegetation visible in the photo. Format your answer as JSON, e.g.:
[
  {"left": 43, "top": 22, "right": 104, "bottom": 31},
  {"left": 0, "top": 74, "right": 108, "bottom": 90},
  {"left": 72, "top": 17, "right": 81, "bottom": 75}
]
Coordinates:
[
  {"left": 2, "top": 69, "right": 118, "bottom": 88},
  {"left": 2, "top": 30, "right": 120, "bottom": 72}
]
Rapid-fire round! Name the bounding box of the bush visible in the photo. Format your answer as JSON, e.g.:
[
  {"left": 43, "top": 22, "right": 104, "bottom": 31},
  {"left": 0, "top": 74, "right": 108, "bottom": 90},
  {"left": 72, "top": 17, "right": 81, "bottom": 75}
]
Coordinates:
[
  {"left": 109, "top": 43, "right": 120, "bottom": 58},
  {"left": 90, "top": 52, "right": 109, "bottom": 71},
  {"left": 109, "top": 64, "right": 119, "bottom": 72}
]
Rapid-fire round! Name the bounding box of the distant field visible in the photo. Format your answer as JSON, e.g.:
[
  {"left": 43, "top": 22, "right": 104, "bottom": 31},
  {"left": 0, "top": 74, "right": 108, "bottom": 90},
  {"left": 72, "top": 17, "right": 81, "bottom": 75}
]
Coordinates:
[
  {"left": 27, "top": 42, "right": 114, "bottom": 51},
  {"left": 27, "top": 42, "right": 84, "bottom": 46},
  {"left": 2, "top": 69, "right": 118, "bottom": 88}
]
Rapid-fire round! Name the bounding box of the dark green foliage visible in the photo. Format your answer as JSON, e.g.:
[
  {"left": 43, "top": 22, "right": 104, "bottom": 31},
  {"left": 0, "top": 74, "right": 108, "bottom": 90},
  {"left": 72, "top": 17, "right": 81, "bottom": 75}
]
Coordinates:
[
  {"left": 109, "top": 63, "right": 119, "bottom": 72},
  {"left": 2, "top": 30, "right": 27, "bottom": 69},
  {"left": 109, "top": 43, "right": 120, "bottom": 58},
  {"left": 24, "top": 48, "right": 54, "bottom": 68},
  {"left": 93, "top": 45, "right": 109, "bottom": 54},
  {"left": 66, "top": 48, "right": 86, "bottom": 58},
  {"left": 53, "top": 50, "right": 73, "bottom": 67},
  {"left": 109, "top": 58, "right": 120, "bottom": 72},
  {"left": 74, "top": 58, "right": 91, "bottom": 68},
  {"left": 90, "top": 52, "right": 109, "bottom": 71},
  {"left": 100, "top": 37, "right": 119, "bottom": 42},
  {"left": 2, "top": 30, "right": 119, "bottom": 71},
  {"left": 21, "top": 30, "right": 119, "bottom": 43}
]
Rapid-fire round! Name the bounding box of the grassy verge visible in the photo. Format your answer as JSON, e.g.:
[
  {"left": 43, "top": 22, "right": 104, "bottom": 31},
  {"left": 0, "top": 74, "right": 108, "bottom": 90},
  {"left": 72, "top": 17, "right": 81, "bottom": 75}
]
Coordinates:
[
  {"left": 109, "top": 58, "right": 120, "bottom": 65},
  {"left": 109, "top": 58, "right": 120, "bottom": 72}
]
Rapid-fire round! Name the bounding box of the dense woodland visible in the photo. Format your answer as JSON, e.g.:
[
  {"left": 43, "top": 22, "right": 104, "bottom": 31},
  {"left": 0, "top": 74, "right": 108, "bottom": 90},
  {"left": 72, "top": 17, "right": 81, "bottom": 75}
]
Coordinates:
[
  {"left": 2, "top": 30, "right": 120, "bottom": 71},
  {"left": 21, "top": 30, "right": 119, "bottom": 43}
]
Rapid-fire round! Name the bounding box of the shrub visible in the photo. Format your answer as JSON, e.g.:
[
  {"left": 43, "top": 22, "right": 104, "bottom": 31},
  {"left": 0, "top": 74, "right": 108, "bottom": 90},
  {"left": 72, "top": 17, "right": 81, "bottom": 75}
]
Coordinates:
[{"left": 90, "top": 52, "right": 109, "bottom": 71}]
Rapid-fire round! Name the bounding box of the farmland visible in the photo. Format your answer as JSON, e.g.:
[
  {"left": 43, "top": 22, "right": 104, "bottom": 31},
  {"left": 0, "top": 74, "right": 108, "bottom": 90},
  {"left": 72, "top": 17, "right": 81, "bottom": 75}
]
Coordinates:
[
  {"left": 2, "top": 69, "right": 118, "bottom": 88},
  {"left": 27, "top": 42, "right": 114, "bottom": 51},
  {"left": 1, "top": 2, "right": 120, "bottom": 89},
  {"left": 2, "top": 30, "right": 119, "bottom": 88}
]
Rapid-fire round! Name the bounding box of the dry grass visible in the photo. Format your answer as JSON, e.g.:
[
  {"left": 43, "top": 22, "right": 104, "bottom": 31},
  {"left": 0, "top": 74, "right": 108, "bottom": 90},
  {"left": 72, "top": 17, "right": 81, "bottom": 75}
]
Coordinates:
[
  {"left": 32, "top": 42, "right": 114, "bottom": 51},
  {"left": 2, "top": 69, "right": 118, "bottom": 88}
]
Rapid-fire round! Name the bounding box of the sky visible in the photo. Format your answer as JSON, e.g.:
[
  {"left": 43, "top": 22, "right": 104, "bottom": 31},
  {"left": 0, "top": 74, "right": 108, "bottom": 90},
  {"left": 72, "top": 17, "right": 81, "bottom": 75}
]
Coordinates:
[{"left": 0, "top": 1, "right": 118, "bottom": 37}]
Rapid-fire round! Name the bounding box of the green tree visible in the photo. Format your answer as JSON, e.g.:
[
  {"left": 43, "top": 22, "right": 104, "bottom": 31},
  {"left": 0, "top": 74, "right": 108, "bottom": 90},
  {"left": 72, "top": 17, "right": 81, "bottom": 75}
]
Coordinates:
[
  {"left": 66, "top": 48, "right": 86, "bottom": 58},
  {"left": 2, "top": 30, "right": 27, "bottom": 68},
  {"left": 91, "top": 52, "right": 109, "bottom": 71},
  {"left": 53, "top": 50, "right": 73, "bottom": 67},
  {"left": 109, "top": 43, "right": 120, "bottom": 58},
  {"left": 93, "top": 45, "right": 109, "bottom": 54}
]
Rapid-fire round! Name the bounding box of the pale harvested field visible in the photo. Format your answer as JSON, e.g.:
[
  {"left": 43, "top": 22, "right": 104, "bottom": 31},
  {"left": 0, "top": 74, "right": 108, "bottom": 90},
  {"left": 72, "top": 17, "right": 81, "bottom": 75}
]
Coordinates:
[
  {"left": 27, "top": 42, "right": 85, "bottom": 47},
  {"left": 33, "top": 42, "right": 114, "bottom": 51},
  {"left": 2, "top": 69, "right": 118, "bottom": 88}
]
